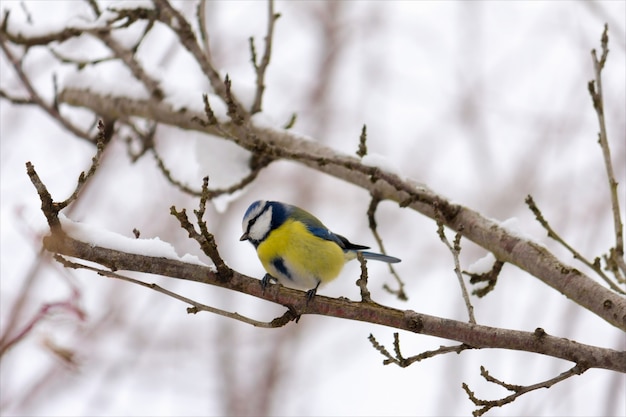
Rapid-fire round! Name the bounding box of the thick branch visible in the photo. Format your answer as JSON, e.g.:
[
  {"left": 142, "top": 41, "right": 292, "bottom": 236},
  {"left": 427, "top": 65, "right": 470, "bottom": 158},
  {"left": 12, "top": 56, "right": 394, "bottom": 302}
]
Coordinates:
[{"left": 40, "top": 233, "right": 626, "bottom": 373}]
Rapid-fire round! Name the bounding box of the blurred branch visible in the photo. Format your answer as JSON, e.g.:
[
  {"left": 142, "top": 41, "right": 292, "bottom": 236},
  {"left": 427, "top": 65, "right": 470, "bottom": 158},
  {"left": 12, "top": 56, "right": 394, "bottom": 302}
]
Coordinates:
[
  {"left": 588, "top": 24, "right": 625, "bottom": 284},
  {"left": 249, "top": 0, "right": 279, "bottom": 114},
  {"left": 152, "top": 0, "right": 247, "bottom": 118},
  {"left": 196, "top": 0, "right": 211, "bottom": 57},
  {"left": 356, "top": 124, "right": 368, "bottom": 158},
  {"left": 0, "top": 27, "right": 93, "bottom": 142},
  {"left": 98, "top": 32, "right": 163, "bottom": 100},
  {"left": 1, "top": 8, "right": 86, "bottom": 45},
  {"left": 0, "top": 289, "right": 85, "bottom": 357}
]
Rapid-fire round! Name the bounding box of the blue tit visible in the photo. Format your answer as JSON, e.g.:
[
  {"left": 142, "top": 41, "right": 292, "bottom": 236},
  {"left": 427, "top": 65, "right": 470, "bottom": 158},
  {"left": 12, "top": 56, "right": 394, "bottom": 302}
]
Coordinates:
[{"left": 240, "top": 200, "right": 401, "bottom": 299}]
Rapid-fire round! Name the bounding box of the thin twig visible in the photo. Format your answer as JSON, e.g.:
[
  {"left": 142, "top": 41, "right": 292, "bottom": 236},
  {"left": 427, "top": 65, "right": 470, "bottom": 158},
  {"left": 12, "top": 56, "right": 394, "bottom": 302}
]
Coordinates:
[
  {"left": 56, "top": 120, "right": 109, "bottom": 210},
  {"left": 465, "top": 259, "right": 504, "bottom": 298},
  {"left": 152, "top": 140, "right": 267, "bottom": 199},
  {"left": 463, "top": 364, "right": 588, "bottom": 417},
  {"left": 436, "top": 219, "right": 476, "bottom": 323},
  {"left": 0, "top": 30, "right": 93, "bottom": 142},
  {"left": 170, "top": 178, "right": 232, "bottom": 280},
  {"left": 588, "top": 24, "right": 625, "bottom": 281},
  {"left": 152, "top": 0, "right": 247, "bottom": 118},
  {"left": 526, "top": 195, "right": 624, "bottom": 294},
  {"left": 0, "top": 288, "right": 85, "bottom": 357},
  {"left": 0, "top": 88, "right": 35, "bottom": 104},
  {"left": 355, "top": 253, "right": 372, "bottom": 303},
  {"left": 152, "top": 149, "right": 202, "bottom": 196},
  {"left": 97, "top": 32, "right": 163, "bottom": 99},
  {"left": 368, "top": 332, "right": 473, "bottom": 367},
  {"left": 367, "top": 196, "right": 406, "bottom": 300},
  {"left": 250, "top": 0, "right": 279, "bottom": 114},
  {"left": 55, "top": 255, "right": 297, "bottom": 328},
  {"left": 356, "top": 124, "right": 368, "bottom": 157},
  {"left": 224, "top": 75, "right": 245, "bottom": 125},
  {"left": 196, "top": 0, "right": 212, "bottom": 58}
]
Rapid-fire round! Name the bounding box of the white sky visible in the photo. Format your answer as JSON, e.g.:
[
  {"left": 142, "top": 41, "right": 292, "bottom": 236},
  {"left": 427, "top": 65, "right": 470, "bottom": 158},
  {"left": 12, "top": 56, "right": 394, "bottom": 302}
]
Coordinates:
[{"left": 1, "top": 1, "right": 625, "bottom": 416}]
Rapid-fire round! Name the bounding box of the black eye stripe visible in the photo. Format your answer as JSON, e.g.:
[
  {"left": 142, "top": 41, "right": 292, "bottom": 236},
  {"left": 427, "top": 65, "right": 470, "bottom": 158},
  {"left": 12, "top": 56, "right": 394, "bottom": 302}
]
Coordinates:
[{"left": 246, "top": 203, "right": 271, "bottom": 235}]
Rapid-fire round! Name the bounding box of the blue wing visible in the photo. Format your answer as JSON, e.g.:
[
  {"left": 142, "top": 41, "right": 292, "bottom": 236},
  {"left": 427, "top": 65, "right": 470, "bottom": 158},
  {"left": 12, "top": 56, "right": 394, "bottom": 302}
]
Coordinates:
[{"left": 288, "top": 205, "right": 369, "bottom": 250}]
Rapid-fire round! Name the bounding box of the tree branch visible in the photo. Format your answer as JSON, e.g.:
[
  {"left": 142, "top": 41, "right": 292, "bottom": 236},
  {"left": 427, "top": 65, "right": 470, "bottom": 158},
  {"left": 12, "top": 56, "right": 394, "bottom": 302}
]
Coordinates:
[
  {"left": 249, "top": 0, "right": 279, "bottom": 114},
  {"left": 463, "top": 364, "right": 588, "bottom": 416},
  {"left": 588, "top": 24, "right": 625, "bottom": 279},
  {"left": 34, "top": 232, "right": 626, "bottom": 374}
]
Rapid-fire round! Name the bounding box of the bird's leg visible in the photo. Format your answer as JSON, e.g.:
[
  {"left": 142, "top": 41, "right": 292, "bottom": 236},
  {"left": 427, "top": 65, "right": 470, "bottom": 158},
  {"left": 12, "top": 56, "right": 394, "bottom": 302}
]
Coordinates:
[
  {"left": 305, "top": 280, "right": 321, "bottom": 302},
  {"left": 261, "top": 273, "right": 277, "bottom": 291}
]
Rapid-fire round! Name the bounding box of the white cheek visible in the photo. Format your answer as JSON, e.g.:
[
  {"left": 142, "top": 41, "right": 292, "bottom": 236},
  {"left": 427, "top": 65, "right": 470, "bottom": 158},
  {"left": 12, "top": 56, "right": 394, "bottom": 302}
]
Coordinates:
[{"left": 249, "top": 207, "right": 273, "bottom": 241}]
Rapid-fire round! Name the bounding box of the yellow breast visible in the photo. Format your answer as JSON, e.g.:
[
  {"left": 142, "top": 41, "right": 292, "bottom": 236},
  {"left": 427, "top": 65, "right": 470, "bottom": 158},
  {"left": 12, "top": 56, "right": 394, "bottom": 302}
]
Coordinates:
[{"left": 256, "top": 219, "right": 346, "bottom": 290}]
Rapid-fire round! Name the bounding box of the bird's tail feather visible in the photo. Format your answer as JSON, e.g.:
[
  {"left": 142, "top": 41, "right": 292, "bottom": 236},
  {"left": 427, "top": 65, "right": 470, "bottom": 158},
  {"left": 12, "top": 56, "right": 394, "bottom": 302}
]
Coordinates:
[{"left": 360, "top": 251, "right": 401, "bottom": 263}]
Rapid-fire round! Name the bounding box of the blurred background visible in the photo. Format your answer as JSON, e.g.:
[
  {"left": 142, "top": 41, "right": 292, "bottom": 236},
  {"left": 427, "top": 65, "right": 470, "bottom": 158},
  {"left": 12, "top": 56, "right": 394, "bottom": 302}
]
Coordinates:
[{"left": 1, "top": 1, "right": 625, "bottom": 415}]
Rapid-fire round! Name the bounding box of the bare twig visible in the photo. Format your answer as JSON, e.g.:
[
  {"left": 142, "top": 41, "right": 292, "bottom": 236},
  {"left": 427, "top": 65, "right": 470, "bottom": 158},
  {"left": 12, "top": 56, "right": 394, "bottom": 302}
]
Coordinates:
[
  {"left": 192, "top": 93, "right": 218, "bottom": 126},
  {"left": 196, "top": 0, "right": 211, "bottom": 58},
  {"left": 367, "top": 196, "right": 406, "bottom": 300},
  {"left": 97, "top": 32, "right": 163, "bottom": 99},
  {"left": 170, "top": 178, "right": 232, "bottom": 280},
  {"left": 355, "top": 253, "right": 372, "bottom": 303},
  {"left": 356, "top": 124, "right": 368, "bottom": 158},
  {"left": 24, "top": 120, "right": 109, "bottom": 235},
  {"left": 55, "top": 255, "right": 297, "bottom": 328},
  {"left": 0, "top": 29, "right": 93, "bottom": 142},
  {"left": 48, "top": 45, "right": 114, "bottom": 69},
  {"left": 465, "top": 259, "right": 504, "bottom": 298},
  {"left": 124, "top": 119, "right": 156, "bottom": 162},
  {"left": 56, "top": 120, "right": 109, "bottom": 210},
  {"left": 224, "top": 75, "right": 245, "bottom": 125},
  {"left": 152, "top": 0, "right": 247, "bottom": 118},
  {"left": 152, "top": 144, "right": 268, "bottom": 200},
  {"left": 84, "top": 0, "right": 101, "bottom": 17},
  {"left": 0, "top": 289, "right": 85, "bottom": 357},
  {"left": 526, "top": 195, "right": 624, "bottom": 294},
  {"left": 588, "top": 24, "right": 625, "bottom": 280},
  {"left": 0, "top": 88, "right": 35, "bottom": 104},
  {"left": 1, "top": 11, "right": 86, "bottom": 46},
  {"left": 436, "top": 219, "right": 476, "bottom": 323},
  {"left": 152, "top": 149, "right": 202, "bottom": 196},
  {"left": 463, "top": 364, "right": 588, "bottom": 417},
  {"left": 250, "top": 0, "right": 279, "bottom": 114},
  {"left": 369, "top": 332, "right": 473, "bottom": 367}
]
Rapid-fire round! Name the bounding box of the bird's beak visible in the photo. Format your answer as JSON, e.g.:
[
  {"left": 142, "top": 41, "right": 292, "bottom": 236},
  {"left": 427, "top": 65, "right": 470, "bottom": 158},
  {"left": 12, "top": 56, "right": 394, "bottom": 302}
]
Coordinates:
[{"left": 239, "top": 233, "right": 249, "bottom": 241}]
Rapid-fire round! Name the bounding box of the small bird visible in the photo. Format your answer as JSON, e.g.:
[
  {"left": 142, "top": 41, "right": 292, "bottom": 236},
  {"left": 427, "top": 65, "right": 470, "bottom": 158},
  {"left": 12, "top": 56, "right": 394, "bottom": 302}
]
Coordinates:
[{"left": 240, "top": 200, "right": 401, "bottom": 299}]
